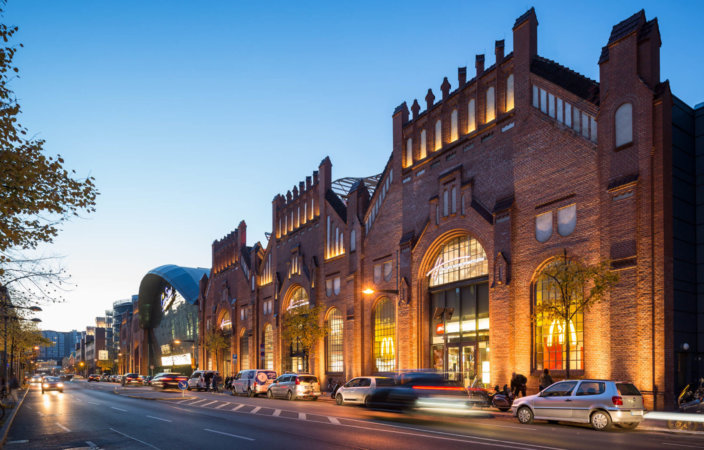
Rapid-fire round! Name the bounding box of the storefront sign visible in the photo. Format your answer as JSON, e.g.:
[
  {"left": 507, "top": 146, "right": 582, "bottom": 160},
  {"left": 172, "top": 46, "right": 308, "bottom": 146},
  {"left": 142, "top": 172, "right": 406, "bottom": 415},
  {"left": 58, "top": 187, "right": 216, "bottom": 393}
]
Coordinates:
[
  {"left": 436, "top": 323, "right": 445, "bottom": 335},
  {"left": 426, "top": 255, "right": 486, "bottom": 282},
  {"left": 161, "top": 353, "right": 191, "bottom": 366}
]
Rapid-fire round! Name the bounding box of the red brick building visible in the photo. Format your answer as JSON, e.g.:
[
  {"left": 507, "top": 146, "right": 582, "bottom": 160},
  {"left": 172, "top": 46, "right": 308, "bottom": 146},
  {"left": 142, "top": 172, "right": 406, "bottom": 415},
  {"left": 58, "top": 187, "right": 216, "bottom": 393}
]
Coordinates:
[{"left": 195, "top": 8, "right": 702, "bottom": 409}]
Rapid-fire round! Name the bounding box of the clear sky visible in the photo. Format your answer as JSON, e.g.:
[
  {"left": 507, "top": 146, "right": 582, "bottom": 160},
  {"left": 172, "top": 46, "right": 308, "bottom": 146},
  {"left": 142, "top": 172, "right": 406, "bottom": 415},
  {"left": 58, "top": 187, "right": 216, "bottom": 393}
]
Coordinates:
[{"left": 4, "top": 0, "right": 703, "bottom": 332}]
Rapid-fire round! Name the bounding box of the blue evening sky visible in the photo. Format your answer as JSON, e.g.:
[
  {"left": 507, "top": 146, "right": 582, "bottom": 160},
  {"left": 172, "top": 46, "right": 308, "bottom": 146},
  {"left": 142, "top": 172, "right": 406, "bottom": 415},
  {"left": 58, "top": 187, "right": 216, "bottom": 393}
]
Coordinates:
[{"left": 5, "top": 1, "right": 703, "bottom": 332}]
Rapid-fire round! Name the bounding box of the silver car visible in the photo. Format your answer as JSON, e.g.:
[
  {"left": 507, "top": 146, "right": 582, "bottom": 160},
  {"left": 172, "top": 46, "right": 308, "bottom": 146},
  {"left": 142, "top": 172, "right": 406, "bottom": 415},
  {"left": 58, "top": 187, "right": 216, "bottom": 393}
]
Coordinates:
[
  {"left": 512, "top": 379, "right": 644, "bottom": 431},
  {"left": 267, "top": 373, "right": 321, "bottom": 400},
  {"left": 335, "top": 376, "right": 395, "bottom": 406}
]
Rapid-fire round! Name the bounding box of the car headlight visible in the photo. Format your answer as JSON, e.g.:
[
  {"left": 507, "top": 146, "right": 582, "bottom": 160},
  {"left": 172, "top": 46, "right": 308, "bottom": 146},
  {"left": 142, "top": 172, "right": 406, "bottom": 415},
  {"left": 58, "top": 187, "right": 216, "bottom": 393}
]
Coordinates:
[
  {"left": 43, "top": 383, "right": 48, "bottom": 388},
  {"left": 57, "top": 383, "right": 64, "bottom": 387}
]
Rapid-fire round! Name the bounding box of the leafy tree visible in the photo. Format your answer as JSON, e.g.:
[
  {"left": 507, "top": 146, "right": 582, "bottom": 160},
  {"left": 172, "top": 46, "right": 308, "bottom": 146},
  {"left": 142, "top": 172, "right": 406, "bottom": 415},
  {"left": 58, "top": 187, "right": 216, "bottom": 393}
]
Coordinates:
[
  {"left": 281, "top": 304, "right": 326, "bottom": 372},
  {"left": 0, "top": 1, "right": 98, "bottom": 299},
  {"left": 204, "top": 326, "right": 230, "bottom": 370},
  {"left": 534, "top": 252, "right": 619, "bottom": 378}
]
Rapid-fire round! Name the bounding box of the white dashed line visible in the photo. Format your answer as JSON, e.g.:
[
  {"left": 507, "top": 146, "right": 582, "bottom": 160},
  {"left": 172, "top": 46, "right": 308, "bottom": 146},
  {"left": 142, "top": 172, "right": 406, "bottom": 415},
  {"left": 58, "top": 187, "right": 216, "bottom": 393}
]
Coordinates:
[
  {"left": 204, "top": 428, "right": 255, "bottom": 441},
  {"left": 231, "top": 404, "right": 245, "bottom": 411},
  {"left": 298, "top": 412, "right": 306, "bottom": 420},
  {"left": 202, "top": 401, "right": 218, "bottom": 407},
  {"left": 110, "top": 406, "right": 127, "bottom": 412},
  {"left": 189, "top": 399, "right": 207, "bottom": 405},
  {"left": 109, "top": 428, "right": 161, "bottom": 450},
  {"left": 215, "top": 403, "right": 229, "bottom": 409},
  {"left": 250, "top": 406, "right": 261, "bottom": 414},
  {"left": 273, "top": 409, "right": 281, "bottom": 416},
  {"left": 147, "top": 415, "right": 172, "bottom": 423},
  {"left": 328, "top": 416, "right": 341, "bottom": 425},
  {"left": 57, "top": 423, "right": 71, "bottom": 432}
]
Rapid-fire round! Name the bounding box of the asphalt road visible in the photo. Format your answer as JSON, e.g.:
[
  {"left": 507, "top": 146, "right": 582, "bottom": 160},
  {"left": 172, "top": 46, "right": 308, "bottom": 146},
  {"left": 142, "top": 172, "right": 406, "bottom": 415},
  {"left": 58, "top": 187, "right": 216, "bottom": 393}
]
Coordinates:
[{"left": 5, "top": 381, "right": 704, "bottom": 449}]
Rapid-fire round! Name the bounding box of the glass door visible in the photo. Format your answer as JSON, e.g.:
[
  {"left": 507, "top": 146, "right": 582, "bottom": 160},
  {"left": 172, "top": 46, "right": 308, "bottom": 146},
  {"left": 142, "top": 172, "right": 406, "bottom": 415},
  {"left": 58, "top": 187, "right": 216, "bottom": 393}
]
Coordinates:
[
  {"left": 462, "top": 345, "right": 475, "bottom": 387},
  {"left": 447, "top": 347, "right": 460, "bottom": 381}
]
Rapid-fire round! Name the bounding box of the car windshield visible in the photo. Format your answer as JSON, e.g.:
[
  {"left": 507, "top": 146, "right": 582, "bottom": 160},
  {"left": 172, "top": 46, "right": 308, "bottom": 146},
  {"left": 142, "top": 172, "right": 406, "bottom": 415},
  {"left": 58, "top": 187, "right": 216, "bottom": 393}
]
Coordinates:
[{"left": 44, "top": 377, "right": 59, "bottom": 382}]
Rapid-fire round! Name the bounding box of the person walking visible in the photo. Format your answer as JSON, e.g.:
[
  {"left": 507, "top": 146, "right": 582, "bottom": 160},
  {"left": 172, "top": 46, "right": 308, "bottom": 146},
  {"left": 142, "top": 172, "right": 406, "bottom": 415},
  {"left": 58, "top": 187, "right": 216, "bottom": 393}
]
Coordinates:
[
  {"left": 212, "top": 372, "right": 221, "bottom": 393},
  {"left": 204, "top": 371, "right": 213, "bottom": 391},
  {"left": 511, "top": 372, "right": 527, "bottom": 398},
  {"left": 538, "top": 368, "right": 554, "bottom": 392}
]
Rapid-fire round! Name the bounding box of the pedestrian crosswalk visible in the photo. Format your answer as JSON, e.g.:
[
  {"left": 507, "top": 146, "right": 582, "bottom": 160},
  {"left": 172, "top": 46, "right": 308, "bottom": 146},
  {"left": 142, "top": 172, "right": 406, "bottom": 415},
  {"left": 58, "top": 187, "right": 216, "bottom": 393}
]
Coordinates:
[{"left": 176, "top": 397, "right": 344, "bottom": 426}]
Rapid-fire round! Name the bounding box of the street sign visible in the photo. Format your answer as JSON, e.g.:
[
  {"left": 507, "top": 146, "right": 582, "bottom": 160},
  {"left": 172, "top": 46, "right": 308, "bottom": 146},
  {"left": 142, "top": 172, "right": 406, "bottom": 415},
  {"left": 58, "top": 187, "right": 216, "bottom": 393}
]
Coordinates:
[
  {"left": 178, "top": 380, "right": 188, "bottom": 390},
  {"left": 233, "top": 354, "right": 237, "bottom": 362}
]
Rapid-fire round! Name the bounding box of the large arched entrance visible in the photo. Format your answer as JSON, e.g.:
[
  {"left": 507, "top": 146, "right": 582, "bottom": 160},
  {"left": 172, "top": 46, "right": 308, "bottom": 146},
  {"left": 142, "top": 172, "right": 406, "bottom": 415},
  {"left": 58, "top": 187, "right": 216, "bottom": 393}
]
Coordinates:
[
  {"left": 425, "top": 235, "right": 489, "bottom": 385},
  {"left": 217, "top": 309, "right": 233, "bottom": 376},
  {"left": 282, "top": 285, "right": 309, "bottom": 372}
]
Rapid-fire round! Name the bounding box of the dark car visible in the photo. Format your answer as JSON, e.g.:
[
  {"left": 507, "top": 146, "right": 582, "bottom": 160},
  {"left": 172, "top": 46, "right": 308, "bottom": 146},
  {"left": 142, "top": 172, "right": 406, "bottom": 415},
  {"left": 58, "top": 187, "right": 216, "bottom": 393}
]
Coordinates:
[
  {"left": 151, "top": 372, "right": 188, "bottom": 390},
  {"left": 42, "top": 376, "right": 64, "bottom": 394},
  {"left": 87, "top": 374, "right": 101, "bottom": 382},
  {"left": 365, "top": 372, "right": 477, "bottom": 414},
  {"left": 121, "top": 373, "right": 145, "bottom": 386}
]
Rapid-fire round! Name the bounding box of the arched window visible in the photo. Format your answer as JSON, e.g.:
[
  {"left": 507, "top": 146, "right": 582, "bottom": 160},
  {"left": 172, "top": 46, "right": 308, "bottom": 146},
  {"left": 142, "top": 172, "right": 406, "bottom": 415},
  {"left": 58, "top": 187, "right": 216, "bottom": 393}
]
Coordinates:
[
  {"left": 533, "top": 262, "right": 584, "bottom": 372},
  {"left": 240, "top": 328, "right": 250, "bottom": 370},
  {"left": 264, "top": 324, "right": 273, "bottom": 370},
  {"left": 326, "top": 308, "right": 343, "bottom": 373},
  {"left": 405, "top": 137, "right": 413, "bottom": 168},
  {"left": 450, "top": 109, "right": 458, "bottom": 142},
  {"left": 486, "top": 87, "right": 496, "bottom": 122},
  {"left": 615, "top": 103, "right": 633, "bottom": 148},
  {"left": 373, "top": 298, "right": 395, "bottom": 372},
  {"left": 420, "top": 130, "right": 427, "bottom": 159},
  {"left": 287, "top": 286, "right": 309, "bottom": 311},
  {"left": 468, "top": 99, "right": 476, "bottom": 133},
  {"left": 427, "top": 236, "right": 488, "bottom": 287},
  {"left": 434, "top": 120, "right": 442, "bottom": 151},
  {"left": 506, "top": 74, "right": 515, "bottom": 111}
]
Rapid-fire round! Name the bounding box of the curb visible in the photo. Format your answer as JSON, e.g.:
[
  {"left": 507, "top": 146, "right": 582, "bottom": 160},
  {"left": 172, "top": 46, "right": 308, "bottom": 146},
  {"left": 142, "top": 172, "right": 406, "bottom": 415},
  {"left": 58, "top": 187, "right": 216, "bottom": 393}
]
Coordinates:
[{"left": 0, "top": 389, "right": 29, "bottom": 446}]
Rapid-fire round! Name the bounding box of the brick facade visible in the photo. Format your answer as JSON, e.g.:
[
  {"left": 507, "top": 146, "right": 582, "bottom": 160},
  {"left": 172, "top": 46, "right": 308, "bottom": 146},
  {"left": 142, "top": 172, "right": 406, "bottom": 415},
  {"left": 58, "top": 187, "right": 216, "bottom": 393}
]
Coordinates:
[{"left": 188, "top": 8, "right": 703, "bottom": 410}]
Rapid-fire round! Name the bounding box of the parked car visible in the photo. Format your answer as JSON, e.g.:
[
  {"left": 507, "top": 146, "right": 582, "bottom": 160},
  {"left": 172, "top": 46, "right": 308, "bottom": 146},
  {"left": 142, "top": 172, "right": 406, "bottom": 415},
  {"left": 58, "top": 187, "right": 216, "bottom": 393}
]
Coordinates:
[
  {"left": 267, "top": 373, "right": 320, "bottom": 400},
  {"left": 42, "top": 376, "right": 64, "bottom": 394},
  {"left": 121, "top": 373, "right": 145, "bottom": 386},
  {"left": 231, "top": 369, "right": 277, "bottom": 397},
  {"left": 364, "top": 372, "right": 478, "bottom": 414},
  {"left": 335, "top": 376, "right": 395, "bottom": 406},
  {"left": 100, "top": 374, "right": 111, "bottom": 382},
  {"left": 151, "top": 372, "right": 188, "bottom": 390},
  {"left": 512, "top": 379, "right": 645, "bottom": 431},
  {"left": 87, "top": 374, "right": 101, "bottom": 382},
  {"left": 187, "top": 370, "right": 214, "bottom": 391}
]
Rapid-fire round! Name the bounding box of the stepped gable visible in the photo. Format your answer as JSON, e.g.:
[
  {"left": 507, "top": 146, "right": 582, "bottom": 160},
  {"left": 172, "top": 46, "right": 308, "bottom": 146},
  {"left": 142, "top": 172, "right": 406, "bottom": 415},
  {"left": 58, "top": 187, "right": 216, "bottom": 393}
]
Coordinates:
[{"left": 531, "top": 55, "right": 600, "bottom": 104}]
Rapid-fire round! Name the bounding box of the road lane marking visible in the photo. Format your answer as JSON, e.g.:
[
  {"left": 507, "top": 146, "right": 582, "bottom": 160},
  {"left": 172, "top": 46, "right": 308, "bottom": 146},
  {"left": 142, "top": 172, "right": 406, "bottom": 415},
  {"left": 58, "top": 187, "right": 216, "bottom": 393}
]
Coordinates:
[
  {"left": 250, "top": 406, "right": 261, "bottom": 414},
  {"left": 189, "top": 399, "right": 208, "bottom": 405},
  {"left": 110, "top": 406, "right": 127, "bottom": 412},
  {"left": 6, "top": 440, "right": 29, "bottom": 444},
  {"left": 86, "top": 401, "right": 100, "bottom": 405},
  {"left": 147, "top": 415, "right": 172, "bottom": 423},
  {"left": 202, "top": 401, "right": 218, "bottom": 407},
  {"left": 298, "top": 412, "right": 306, "bottom": 420},
  {"left": 85, "top": 441, "right": 98, "bottom": 448},
  {"left": 215, "top": 403, "right": 229, "bottom": 409},
  {"left": 231, "top": 404, "right": 245, "bottom": 411},
  {"left": 204, "top": 428, "right": 255, "bottom": 441},
  {"left": 57, "top": 423, "right": 71, "bottom": 432},
  {"left": 328, "top": 416, "right": 340, "bottom": 425},
  {"left": 273, "top": 409, "right": 282, "bottom": 416},
  {"left": 662, "top": 444, "right": 704, "bottom": 448},
  {"left": 109, "top": 428, "right": 161, "bottom": 450},
  {"left": 176, "top": 399, "right": 190, "bottom": 404}
]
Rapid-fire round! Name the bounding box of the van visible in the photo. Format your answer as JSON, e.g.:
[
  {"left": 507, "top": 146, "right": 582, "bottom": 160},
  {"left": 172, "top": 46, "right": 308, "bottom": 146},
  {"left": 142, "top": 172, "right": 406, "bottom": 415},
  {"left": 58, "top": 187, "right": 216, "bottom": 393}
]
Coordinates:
[{"left": 231, "top": 369, "right": 277, "bottom": 397}]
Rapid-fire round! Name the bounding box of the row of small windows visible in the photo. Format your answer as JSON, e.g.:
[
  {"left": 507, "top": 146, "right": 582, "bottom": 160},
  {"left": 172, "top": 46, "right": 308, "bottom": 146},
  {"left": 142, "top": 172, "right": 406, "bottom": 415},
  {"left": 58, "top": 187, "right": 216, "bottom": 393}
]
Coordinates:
[
  {"left": 288, "top": 254, "right": 301, "bottom": 278},
  {"left": 326, "top": 216, "right": 345, "bottom": 259},
  {"left": 404, "top": 75, "right": 514, "bottom": 168},
  {"left": 532, "top": 85, "right": 597, "bottom": 143},
  {"left": 260, "top": 253, "right": 273, "bottom": 286},
  {"left": 365, "top": 169, "right": 393, "bottom": 233},
  {"left": 277, "top": 197, "right": 317, "bottom": 239},
  {"left": 535, "top": 203, "right": 577, "bottom": 243},
  {"left": 262, "top": 299, "right": 274, "bottom": 315}
]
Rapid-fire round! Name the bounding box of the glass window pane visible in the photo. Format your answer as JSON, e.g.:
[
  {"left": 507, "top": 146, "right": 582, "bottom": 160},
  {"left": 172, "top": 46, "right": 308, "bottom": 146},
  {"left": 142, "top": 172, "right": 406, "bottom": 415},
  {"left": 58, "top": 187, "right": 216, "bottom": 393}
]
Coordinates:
[
  {"left": 535, "top": 211, "right": 553, "bottom": 242},
  {"left": 326, "top": 309, "right": 344, "bottom": 373},
  {"left": 373, "top": 298, "right": 395, "bottom": 372},
  {"left": 428, "top": 236, "right": 488, "bottom": 287},
  {"left": 557, "top": 204, "right": 577, "bottom": 236}
]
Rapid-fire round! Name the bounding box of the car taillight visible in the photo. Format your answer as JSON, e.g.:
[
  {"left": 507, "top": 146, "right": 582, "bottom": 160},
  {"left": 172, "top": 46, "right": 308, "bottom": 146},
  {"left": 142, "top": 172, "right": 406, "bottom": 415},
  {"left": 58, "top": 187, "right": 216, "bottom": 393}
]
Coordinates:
[
  {"left": 295, "top": 377, "right": 300, "bottom": 385},
  {"left": 411, "top": 385, "right": 466, "bottom": 391},
  {"left": 612, "top": 396, "right": 623, "bottom": 406},
  {"left": 253, "top": 382, "right": 257, "bottom": 388}
]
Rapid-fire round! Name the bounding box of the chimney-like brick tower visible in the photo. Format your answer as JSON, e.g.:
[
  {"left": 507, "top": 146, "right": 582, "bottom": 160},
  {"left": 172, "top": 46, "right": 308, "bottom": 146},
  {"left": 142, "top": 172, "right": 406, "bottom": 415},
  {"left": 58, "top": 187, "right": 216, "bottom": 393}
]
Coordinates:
[
  {"left": 458, "top": 67, "right": 467, "bottom": 88},
  {"left": 475, "top": 54, "right": 485, "bottom": 77}
]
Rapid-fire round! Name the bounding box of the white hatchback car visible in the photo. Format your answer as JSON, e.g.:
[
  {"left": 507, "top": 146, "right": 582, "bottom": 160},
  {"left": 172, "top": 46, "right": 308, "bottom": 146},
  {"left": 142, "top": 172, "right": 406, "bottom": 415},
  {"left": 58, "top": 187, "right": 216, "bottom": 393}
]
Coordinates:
[{"left": 335, "top": 376, "right": 395, "bottom": 406}]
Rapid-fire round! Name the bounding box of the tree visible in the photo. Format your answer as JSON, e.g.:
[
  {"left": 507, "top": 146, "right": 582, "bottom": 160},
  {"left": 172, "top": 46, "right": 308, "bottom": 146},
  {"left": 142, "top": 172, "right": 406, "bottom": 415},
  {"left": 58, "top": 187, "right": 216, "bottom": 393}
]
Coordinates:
[
  {"left": 280, "top": 304, "right": 326, "bottom": 372},
  {"left": 534, "top": 252, "right": 619, "bottom": 378},
  {"left": 0, "top": 1, "right": 98, "bottom": 301},
  {"left": 204, "top": 326, "right": 229, "bottom": 370}
]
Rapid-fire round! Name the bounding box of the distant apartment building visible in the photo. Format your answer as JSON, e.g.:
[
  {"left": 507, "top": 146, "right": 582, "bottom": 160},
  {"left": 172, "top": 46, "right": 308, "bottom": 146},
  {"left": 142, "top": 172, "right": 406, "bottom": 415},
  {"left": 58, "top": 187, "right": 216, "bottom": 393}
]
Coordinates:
[{"left": 39, "top": 330, "right": 79, "bottom": 361}]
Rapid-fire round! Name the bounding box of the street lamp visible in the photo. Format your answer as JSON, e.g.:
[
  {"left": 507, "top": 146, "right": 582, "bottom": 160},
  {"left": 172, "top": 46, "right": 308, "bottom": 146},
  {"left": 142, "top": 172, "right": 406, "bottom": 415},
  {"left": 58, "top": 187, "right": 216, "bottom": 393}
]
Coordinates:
[{"left": 362, "top": 288, "right": 399, "bottom": 295}]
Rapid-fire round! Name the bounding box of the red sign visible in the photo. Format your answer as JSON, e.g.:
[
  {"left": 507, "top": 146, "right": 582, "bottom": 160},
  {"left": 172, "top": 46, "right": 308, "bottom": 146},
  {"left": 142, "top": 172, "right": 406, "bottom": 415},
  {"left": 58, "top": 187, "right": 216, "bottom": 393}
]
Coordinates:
[{"left": 436, "top": 323, "right": 445, "bottom": 335}]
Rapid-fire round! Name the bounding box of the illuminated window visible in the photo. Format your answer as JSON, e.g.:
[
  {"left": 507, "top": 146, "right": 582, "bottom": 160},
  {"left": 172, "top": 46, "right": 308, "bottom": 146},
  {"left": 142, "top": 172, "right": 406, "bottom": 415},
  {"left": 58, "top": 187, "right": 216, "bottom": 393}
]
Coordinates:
[
  {"left": 287, "top": 286, "right": 309, "bottom": 310},
  {"left": 434, "top": 120, "right": 442, "bottom": 150},
  {"left": 420, "top": 130, "right": 427, "bottom": 159},
  {"left": 373, "top": 298, "right": 395, "bottom": 372},
  {"left": 533, "top": 262, "right": 584, "bottom": 372},
  {"left": 506, "top": 74, "right": 514, "bottom": 111},
  {"left": 427, "top": 236, "right": 488, "bottom": 287},
  {"left": 450, "top": 110, "right": 458, "bottom": 142},
  {"left": 326, "top": 308, "right": 343, "bottom": 373},
  {"left": 405, "top": 138, "right": 413, "bottom": 167},
  {"left": 615, "top": 103, "right": 633, "bottom": 148},
  {"left": 468, "top": 99, "right": 476, "bottom": 133},
  {"left": 486, "top": 87, "right": 496, "bottom": 122},
  {"left": 240, "top": 329, "right": 249, "bottom": 370},
  {"left": 263, "top": 324, "right": 273, "bottom": 370}
]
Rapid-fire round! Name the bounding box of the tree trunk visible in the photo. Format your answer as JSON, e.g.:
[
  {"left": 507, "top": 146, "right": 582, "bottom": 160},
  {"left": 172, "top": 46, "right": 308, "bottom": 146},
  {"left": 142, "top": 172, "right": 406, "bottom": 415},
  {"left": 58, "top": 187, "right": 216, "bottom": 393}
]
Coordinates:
[{"left": 565, "top": 318, "right": 571, "bottom": 379}]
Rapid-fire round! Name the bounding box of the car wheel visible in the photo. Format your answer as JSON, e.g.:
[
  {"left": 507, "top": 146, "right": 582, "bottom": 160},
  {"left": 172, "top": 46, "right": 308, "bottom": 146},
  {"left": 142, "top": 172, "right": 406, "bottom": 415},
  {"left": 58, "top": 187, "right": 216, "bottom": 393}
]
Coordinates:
[
  {"left": 590, "top": 410, "right": 613, "bottom": 431},
  {"left": 267, "top": 389, "right": 273, "bottom": 399},
  {"left": 286, "top": 390, "right": 293, "bottom": 401},
  {"left": 616, "top": 422, "right": 639, "bottom": 430},
  {"left": 363, "top": 395, "right": 371, "bottom": 408},
  {"left": 516, "top": 406, "right": 534, "bottom": 424},
  {"left": 336, "top": 394, "right": 344, "bottom": 406}
]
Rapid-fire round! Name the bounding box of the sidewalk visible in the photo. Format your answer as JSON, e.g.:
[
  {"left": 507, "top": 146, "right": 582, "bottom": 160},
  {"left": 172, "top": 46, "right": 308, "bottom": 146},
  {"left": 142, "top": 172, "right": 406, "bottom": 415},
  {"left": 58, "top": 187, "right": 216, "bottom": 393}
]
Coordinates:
[{"left": 0, "top": 388, "right": 28, "bottom": 446}]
